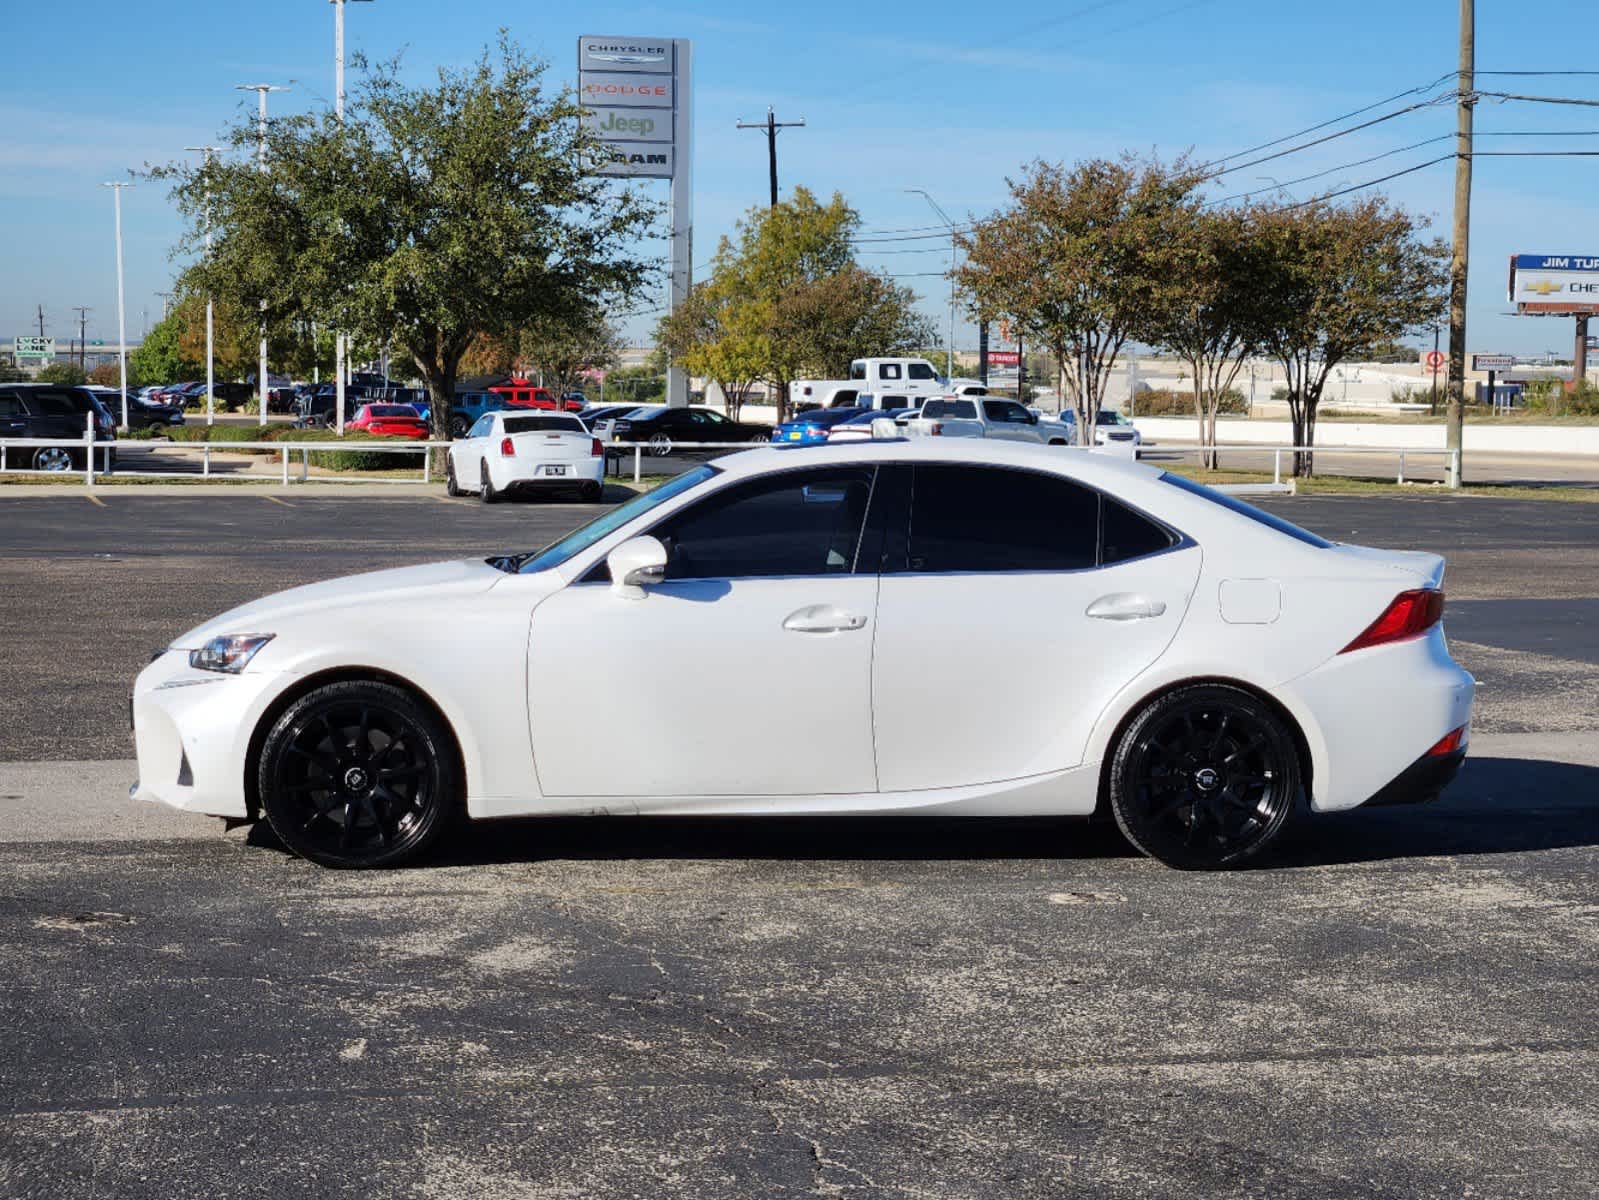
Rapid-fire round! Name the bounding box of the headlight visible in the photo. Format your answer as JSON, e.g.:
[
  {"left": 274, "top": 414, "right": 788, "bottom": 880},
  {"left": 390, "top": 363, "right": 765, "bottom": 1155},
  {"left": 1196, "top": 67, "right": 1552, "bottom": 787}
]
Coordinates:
[{"left": 188, "top": 633, "right": 275, "bottom": 674}]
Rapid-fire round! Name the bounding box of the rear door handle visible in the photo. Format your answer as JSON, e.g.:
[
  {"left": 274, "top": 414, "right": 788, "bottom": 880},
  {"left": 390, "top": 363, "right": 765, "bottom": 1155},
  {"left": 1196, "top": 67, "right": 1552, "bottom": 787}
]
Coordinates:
[
  {"left": 1086, "top": 593, "right": 1167, "bottom": 621},
  {"left": 783, "top": 605, "right": 868, "bottom": 634}
]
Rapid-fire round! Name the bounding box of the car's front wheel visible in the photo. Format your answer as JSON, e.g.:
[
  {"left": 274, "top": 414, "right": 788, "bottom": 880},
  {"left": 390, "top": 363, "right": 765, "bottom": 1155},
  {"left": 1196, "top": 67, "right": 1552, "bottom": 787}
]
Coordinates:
[
  {"left": 1107, "top": 684, "right": 1300, "bottom": 869},
  {"left": 257, "top": 680, "right": 460, "bottom": 868},
  {"left": 479, "top": 462, "right": 500, "bottom": 503},
  {"left": 444, "top": 455, "right": 464, "bottom": 497}
]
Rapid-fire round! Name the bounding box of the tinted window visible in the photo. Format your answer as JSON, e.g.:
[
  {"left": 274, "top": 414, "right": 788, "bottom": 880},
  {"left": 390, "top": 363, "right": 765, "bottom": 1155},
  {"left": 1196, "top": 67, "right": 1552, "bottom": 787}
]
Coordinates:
[
  {"left": 906, "top": 465, "right": 1099, "bottom": 573},
  {"left": 849, "top": 362, "right": 867, "bottom": 380},
  {"left": 879, "top": 363, "right": 902, "bottom": 380},
  {"left": 22, "top": 390, "right": 84, "bottom": 417},
  {"left": 983, "top": 400, "right": 1029, "bottom": 424},
  {"left": 650, "top": 466, "right": 875, "bottom": 580},
  {"left": 504, "top": 415, "right": 584, "bottom": 434},
  {"left": 907, "top": 362, "right": 937, "bottom": 380},
  {"left": 368, "top": 405, "right": 416, "bottom": 417},
  {"left": 1160, "top": 472, "right": 1333, "bottom": 548},
  {"left": 1102, "top": 498, "right": 1178, "bottom": 564},
  {"left": 922, "top": 398, "right": 975, "bottom": 420},
  {"left": 0, "top": 396, "right": 21, "bottom": 417}
]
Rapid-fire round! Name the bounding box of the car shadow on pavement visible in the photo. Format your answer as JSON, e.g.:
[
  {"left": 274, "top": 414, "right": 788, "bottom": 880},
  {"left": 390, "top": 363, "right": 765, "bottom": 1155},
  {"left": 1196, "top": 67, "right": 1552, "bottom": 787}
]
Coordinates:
[
  {"left": 1270, "top": 756, "right": 1599, "bottom": 868},
  {"left": 241, "top": 756, "right": 1599, "bottom": 869}
]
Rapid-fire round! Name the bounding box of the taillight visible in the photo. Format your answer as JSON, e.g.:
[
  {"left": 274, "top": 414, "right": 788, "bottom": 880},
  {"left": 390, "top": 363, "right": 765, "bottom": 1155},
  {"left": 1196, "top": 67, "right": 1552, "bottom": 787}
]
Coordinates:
[
  {"left": 591, "top": 437, "right": 603, "bottom": 457},
  {"left": 1340, "top": 588, "right": 1444, "bottom": 654},
  {"left": 1425, "top": 726, "right": 1467, "bottom": 757},
  {"left": 500, "top": 437, "right": 515, "bottom": 457}
]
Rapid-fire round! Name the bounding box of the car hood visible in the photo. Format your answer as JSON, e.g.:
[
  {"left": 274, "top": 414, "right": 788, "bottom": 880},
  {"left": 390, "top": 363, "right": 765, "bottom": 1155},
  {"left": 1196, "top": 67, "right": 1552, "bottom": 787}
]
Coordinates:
[{"left": 171, "top": 558, "right": 507, "bottom": 649}]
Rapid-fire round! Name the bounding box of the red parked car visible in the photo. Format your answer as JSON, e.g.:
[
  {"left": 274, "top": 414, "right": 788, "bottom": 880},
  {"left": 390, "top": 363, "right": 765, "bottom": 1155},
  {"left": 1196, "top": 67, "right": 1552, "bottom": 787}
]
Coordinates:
[
  {"left": 490, "top": 380, "right": 585, "bottom": 413},
  {"left": 347, "top": 403, "right": 430, "bottom": 439}
]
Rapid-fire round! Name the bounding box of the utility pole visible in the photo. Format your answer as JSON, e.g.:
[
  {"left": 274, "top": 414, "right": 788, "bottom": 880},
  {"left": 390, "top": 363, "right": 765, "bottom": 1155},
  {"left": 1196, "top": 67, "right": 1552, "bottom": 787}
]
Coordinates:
[
  {"left": 1445, "top": 0, "right": 1474, "bottom": 488},
  {"left": 185, "top": 145, "right": 221, "bottom": 425},
  {"left": 35, "top": 305, "right": 46, "bottom": 338},
  {"left": 72, "top": 307, "right": 91, "bottom": 370},
  {"left": 907, "top": 189, "right": 959, "bottom": 381},
  {"left": 736, "top": 107, "right": 804, "bottom": 206},
  {"left": 237, "top": 85, "right": 290, "bottom": 423},
  {"left": 100, "top": 181, "right": 133, "bottom": 430},
  {"left": 331, "top": 1, "right": 373, "bottom": 435}
]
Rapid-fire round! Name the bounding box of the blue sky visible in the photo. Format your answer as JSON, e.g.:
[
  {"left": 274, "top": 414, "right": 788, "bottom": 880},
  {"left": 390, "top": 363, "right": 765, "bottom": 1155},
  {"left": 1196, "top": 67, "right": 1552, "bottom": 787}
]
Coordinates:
[{"left": 4, "top": 0, "right": 1597, "bottom": 359}]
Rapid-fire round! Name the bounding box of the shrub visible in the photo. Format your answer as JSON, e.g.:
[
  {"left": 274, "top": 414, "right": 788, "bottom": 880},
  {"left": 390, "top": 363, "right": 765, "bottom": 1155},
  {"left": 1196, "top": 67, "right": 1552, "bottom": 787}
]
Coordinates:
[
  {"left": 138, "top": 423, "right": 422, "bottom": 470},
  {"left": 1522, "top": 379, "right": 1599, "bottom": 417},
  {"left": 1131, "top": 387, "right": 1248, "bottom": 417}
]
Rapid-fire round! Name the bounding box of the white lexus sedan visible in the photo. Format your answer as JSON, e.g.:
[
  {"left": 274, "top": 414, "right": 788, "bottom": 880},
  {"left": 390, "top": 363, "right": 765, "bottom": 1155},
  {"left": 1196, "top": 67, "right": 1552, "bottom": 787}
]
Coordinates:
[
  {"left": 131, "top": 440, "right": 1475, "bottom": 871},
  {"left": 446, "top": 410, "right": 605, "bottom": 502}
]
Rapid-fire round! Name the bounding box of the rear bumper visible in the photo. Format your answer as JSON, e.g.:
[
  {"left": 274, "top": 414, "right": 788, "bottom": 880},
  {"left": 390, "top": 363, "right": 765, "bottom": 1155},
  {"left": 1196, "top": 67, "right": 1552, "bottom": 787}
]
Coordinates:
[{"left": 1363, "top": 745, "right": 1468, "bottom": 807}]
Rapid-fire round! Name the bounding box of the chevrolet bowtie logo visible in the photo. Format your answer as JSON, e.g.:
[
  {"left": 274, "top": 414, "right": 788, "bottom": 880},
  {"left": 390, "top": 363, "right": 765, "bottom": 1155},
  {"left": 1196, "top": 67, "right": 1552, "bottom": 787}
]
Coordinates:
[{"left": 1526, "top": 279, "right": 1563, "bottom": 295}]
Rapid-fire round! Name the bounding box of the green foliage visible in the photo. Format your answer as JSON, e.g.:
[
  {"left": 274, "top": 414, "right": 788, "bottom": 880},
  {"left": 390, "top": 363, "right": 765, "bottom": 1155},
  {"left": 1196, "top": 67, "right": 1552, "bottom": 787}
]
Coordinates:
[
  {"left": 657, "top": 188, "right": 934, "bottom": 420},
  {"left": 36, "top": 363, "right": 88, "bottom": 386},
  {"left": 131, "top": 308, "right": 196, "bottom": 385},
  {"left": 154, "top": 35, "right": 655, "bottom": 441},
  {"left": 127, "top": 422, "right": 419, "bottom": 470},
  {"left": 606, "top": 366, "right": 666, "bottom": 403},
  {"left": 1523, "top": 379, "right": 1599, "bottom": 416},
  {"left": 1132, "top": 387, "right": 1248, "bottom": 417}
]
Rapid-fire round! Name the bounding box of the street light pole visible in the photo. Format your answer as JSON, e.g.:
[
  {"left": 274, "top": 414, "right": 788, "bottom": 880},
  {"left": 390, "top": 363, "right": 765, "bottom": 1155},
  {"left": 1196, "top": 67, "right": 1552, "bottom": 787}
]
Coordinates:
[
  {"left": 185, "top": 145, "right": 221, "bottom": 425},
  {"left": 100, "top": 181, "right": 133, "bottom": 431},
  {"left": 237, "top": 85, "right": 290, "bottom": 423},
  {"left": 331, "top": 0, "right": 373, "bottom": 436},
  {"left": 907, "top": 189, "right": 957, "bottom": 381}
]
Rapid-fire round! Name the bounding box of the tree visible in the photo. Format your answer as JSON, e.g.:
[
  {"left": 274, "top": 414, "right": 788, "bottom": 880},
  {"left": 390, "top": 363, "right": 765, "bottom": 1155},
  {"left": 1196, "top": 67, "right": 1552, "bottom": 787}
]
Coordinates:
[
  {"left": 1151, "top": 206, "right": 1273, "bottom": 467},
  {"left": 155, "top": 36, "right": 655, "bottom": 440},
  {"left": 88, "top": 362, "right": 124, "bottom": 386},
  {"left": 657, "top": 188, "right": 933, "bottom": 420},
  {"left": 1253, "top": 198, "right": 1448, "bottom": 475},
  {"left": 516, "top": 303, "right": 621, "bottom": 394},
  {"left": 36, "top": 363, "right": 88, "bottom": 386},
  {"left": 131, "top": 308, "right": 196, "bottom": 384},
  {"left": 956, "top": 156, "right": 1201, "bottom": 444}
]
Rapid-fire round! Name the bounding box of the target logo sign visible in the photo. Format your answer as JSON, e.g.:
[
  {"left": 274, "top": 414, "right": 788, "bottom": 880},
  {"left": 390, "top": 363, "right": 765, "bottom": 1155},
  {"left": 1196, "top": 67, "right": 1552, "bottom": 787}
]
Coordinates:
[{"left": 1423, "top": 350, "right": 1446, "bottom": 374}]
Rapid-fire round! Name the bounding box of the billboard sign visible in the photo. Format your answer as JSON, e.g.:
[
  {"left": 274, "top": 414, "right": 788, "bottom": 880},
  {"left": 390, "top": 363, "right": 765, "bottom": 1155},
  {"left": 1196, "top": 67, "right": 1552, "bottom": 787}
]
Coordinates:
[
  {"left": 14, "top": 336, "right": 54, "bottom": 360},
  {"left": 581, "top": 106, "right": 672, "bottom": 143},
  {"left": 1508, "top": 254, "right": 1599, "bottom": 314},
  {"left": 987, "top": 349, "right": 1021, "bottom": 367},
  {"left": 579, "top": 38, "right": 673, "bottom": 73},
  {"left": 578, "top": 35, "right": 686, "bottom": 180},
  {"left": 1472, "top": 354, "right": 1515, "bottom": 371}
]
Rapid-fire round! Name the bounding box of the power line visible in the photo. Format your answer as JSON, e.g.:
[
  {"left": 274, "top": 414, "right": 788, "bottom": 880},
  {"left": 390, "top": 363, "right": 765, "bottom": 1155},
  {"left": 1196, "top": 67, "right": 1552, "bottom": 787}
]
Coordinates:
[
  {"left": 1477, "top": 90, "right": 1599, "bottom": 107},
  {"left": 1194, "top": 72, "right": 1457, "bottom": 172},
  {"left": 1278, "top": 155, "right": 1456, "bottom": 209},
  {"left": 1202, "top": 94, "right": 1455, "bottom": 181}
]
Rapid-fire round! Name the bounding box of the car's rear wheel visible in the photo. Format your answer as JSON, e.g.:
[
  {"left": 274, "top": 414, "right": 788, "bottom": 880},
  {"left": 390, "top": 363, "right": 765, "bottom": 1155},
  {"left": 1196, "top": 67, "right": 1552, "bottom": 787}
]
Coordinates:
[
  {"left": 33, "top": 446, "right": 75, "bottom": 472},
  {"left": 580, "top": 480, "right": 603, "bottom": 501},
  {"left": 648, "top": 433, "right": 672, "bottom": 457},
  {"left": 479, "top": 462, "right": 500, "bottom": 504},
  {"left": 1108, "top": 684, "right": 1300, "bottom": 870},
  {"left": 257, "top": 680, "right": 460, "bottom": 869}
]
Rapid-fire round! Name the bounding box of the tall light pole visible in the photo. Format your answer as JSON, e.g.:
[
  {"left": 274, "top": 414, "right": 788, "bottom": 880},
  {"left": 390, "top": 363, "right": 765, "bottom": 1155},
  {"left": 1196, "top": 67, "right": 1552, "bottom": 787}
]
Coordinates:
[
  {"left": 184, "top": 145, "right": 221, "bottom": 425},
  {"left": 332, "top": 0, "right": 373, "bottom": 435},
  {"left": 237, "top": 84, "right": 290, "bottom": 422},
  {"left": 907, "top": 189, "right": 957, "bottom": 381},
  {"left": 100, "top": 181, "right": 133, "bottom": 430}
]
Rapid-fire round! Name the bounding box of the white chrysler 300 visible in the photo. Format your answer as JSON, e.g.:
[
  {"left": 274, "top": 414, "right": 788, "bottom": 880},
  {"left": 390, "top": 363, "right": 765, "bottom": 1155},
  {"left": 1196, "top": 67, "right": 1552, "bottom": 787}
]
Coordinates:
[{"left": 131, "top": 440, "right": 1475, "bottom": 870}]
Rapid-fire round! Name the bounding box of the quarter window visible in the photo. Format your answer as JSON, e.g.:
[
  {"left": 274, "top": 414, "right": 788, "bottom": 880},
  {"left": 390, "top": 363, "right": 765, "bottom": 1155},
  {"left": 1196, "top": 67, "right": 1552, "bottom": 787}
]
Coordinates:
[
  {"left": 906, "top": 466, "right": 1099, "bottom": 572},
  {"left": 1101, "top": 498, "right": 1178, "bottom": 564},
  {"left": 649, "top": 466, "right": 876, "bottom": 580}
]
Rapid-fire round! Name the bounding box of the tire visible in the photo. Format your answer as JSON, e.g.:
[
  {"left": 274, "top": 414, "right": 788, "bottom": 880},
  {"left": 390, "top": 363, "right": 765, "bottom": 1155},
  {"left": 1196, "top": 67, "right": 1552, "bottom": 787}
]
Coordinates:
[
  {"left": 746, "top": 434, "right": 767, "bottom": 444},
  {"left": 580, "top": 480, "right": 603, "bottom": 502},
  {"left": 256, "top": 680, "right": 461, "bottom": 869},
  {"left": 479, "top": 462, "right": 500, "bottom": 504},
  {"left": 648, "top": 432, "right": 672, "bottom": 457},
  {"left": 1048, "top": 438, "right": 1067, "bottom": 446},
  {"left": 449, "top": 416, "right": 468, "bottom": 439},
  {"left": 32, "top": 446, "right": 76, "bottom": 472},
  {"left": 1107, "top": 684, "right": 1301, "bottom": 870},
  {"left": 445, "top": 455, "right": 464, "bottom": 497}
]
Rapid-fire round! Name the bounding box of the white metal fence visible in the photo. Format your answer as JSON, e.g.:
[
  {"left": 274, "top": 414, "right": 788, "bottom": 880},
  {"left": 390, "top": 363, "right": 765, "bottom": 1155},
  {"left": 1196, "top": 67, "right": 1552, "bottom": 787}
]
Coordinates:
[{"left": 1142, "top": 444, "right": 1463, "bottom": 488}]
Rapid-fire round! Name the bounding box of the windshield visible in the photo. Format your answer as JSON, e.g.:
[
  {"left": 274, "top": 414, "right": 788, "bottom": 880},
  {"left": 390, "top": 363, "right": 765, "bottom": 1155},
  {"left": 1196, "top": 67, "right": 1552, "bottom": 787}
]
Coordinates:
[
  {"left": 1098, "top": 410, "right": 1129, "bottom": 425},
  {"left": 507, "top": 464, "right": 720, "bottom": 574}
]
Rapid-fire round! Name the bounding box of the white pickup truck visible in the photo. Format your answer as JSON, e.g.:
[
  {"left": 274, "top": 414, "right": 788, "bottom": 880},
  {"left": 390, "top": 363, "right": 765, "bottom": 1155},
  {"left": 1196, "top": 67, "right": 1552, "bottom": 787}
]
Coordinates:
[
  {"left": 789, "top": 356, "right": 948, "bottom": 411},
  {"left": 906, "top": 395, "right": 1075, "bottom": 444}
]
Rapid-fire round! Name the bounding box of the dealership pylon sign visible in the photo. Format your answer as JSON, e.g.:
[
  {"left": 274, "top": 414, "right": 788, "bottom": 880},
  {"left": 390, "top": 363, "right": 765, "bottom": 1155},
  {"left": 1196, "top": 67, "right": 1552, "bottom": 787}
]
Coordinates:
[
  {"left": 579, "top": 35, "right": 692, "bottom": 405},
  {"left": 1508, "top": 255, "right": 1599, "bottom": 315}
]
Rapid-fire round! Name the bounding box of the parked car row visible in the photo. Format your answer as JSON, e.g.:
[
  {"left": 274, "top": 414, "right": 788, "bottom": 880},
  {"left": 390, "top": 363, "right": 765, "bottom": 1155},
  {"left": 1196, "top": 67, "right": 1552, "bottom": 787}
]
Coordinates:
[{"left": 0, "top": 383, "right": 118, "bottom": 471}]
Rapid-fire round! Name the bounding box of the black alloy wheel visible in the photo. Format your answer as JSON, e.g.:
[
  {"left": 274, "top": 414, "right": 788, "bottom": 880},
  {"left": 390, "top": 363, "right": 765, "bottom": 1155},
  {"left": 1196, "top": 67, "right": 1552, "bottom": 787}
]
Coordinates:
[
  {"left": 258, "top": 680, "right": 459, "bottom": 868},
  {"left": 1108, "top": 684, "right": 1300, "bottom": 869}
]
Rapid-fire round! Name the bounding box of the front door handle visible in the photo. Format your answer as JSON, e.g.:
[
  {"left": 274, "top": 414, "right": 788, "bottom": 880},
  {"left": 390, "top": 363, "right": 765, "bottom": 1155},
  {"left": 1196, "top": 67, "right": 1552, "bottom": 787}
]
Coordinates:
[
  {"left": 1086, "top": 593, "right": 1168, "bottom": 621},
  {"left": 783, "top": 604, "right": 868, "bottom": 634}
]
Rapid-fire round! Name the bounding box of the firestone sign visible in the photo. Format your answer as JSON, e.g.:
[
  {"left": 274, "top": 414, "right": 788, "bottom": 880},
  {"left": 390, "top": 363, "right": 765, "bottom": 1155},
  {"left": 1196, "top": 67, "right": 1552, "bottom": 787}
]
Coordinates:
[{"left": 1508, "top": 254, "right": 1599, "bottom": 315}]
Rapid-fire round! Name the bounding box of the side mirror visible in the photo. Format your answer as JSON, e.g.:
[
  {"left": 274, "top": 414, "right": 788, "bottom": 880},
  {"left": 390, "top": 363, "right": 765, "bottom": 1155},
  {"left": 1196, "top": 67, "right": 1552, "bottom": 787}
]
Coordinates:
[{"left": 607, "top": 535, "right": 668, "bottom": 599}]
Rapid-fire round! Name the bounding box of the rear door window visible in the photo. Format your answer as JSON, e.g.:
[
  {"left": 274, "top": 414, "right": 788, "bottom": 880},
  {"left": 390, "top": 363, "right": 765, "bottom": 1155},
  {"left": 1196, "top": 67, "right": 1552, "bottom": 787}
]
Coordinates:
[
  {"left": 21, "top": 390, "right": 84, "bottom": 417},
  {"left": 904, "top": 465, "right": 1099, "bottom": 573}
]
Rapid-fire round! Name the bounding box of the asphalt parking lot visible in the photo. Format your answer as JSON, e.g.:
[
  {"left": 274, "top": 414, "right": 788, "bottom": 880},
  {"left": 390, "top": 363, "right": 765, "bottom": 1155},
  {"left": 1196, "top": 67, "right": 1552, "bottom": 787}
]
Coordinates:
[{"left": 1, "top": 490, "right": 1596, "bottom": 1198}]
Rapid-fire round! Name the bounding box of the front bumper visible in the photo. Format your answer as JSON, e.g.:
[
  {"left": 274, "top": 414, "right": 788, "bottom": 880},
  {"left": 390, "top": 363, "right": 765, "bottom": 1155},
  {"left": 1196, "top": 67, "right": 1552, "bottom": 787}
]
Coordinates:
[{"left": 130, "top": 650, "right": 280, "bottom": 818}]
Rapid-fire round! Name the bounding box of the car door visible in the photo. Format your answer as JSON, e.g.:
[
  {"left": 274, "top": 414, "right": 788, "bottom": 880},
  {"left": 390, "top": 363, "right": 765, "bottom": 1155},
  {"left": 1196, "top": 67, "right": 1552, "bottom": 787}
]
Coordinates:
[
  {"left": 982, "top": 399, "right": 1036, "bottom": 442},
  {"left": 527, "top": 464, "right": 882, "bottom": 803},
  {"left": 0, "top": 392, "right": 25, "bottom": 440},
  {"left": 453, "top": 414, "right": 494, "bottom": 479},
  {"left": 870, "top": 463, "right": 1201, "bottom": 792}
]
